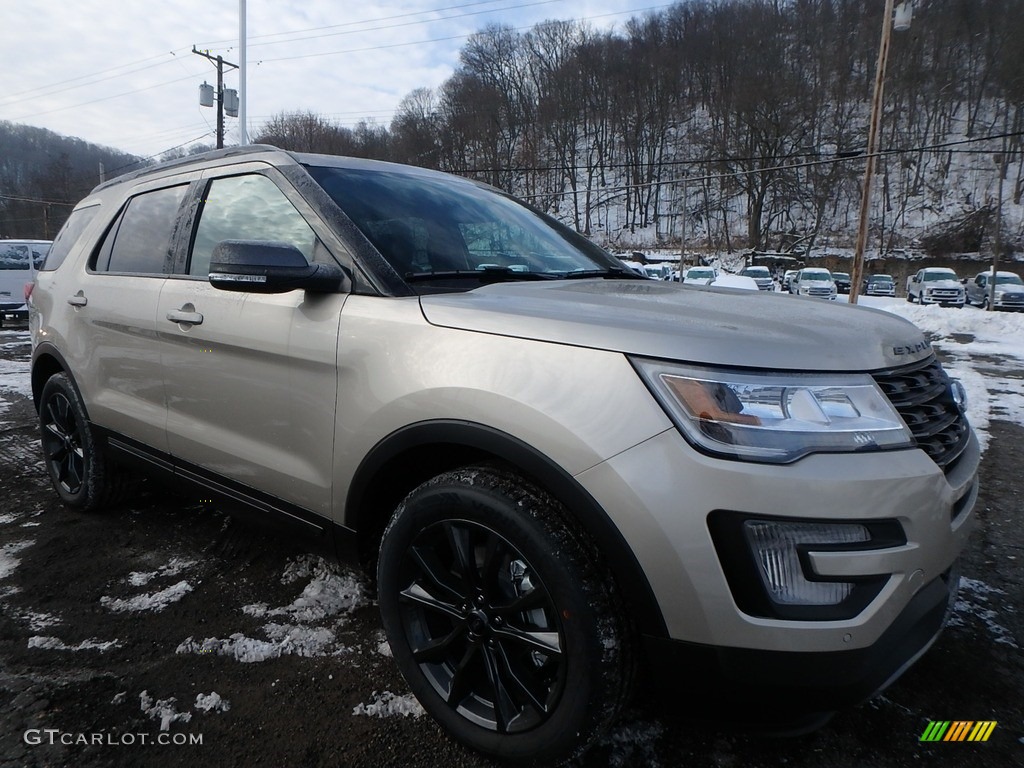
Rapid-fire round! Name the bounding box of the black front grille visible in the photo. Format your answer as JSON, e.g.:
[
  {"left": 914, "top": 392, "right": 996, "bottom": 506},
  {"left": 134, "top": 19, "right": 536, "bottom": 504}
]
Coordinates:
[{"left": 872, "top": 356, "right": 970, "bottom": 471}]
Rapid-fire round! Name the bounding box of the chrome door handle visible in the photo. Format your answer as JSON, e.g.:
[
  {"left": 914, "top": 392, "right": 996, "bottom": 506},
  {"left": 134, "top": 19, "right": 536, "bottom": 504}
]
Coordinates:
[{"left": 166, "top": 309, "right": 204, "bottom": 326}]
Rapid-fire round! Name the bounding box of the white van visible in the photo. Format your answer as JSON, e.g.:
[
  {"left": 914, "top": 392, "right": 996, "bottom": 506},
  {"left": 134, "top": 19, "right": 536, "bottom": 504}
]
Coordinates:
[{"left": 0, "top": 240, "right": 51, "bottom": 325}]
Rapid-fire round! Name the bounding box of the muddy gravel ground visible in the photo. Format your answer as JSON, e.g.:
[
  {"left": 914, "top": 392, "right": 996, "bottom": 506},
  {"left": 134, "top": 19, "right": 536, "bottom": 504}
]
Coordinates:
[{"left": 1, "top": 318, "right": 1022, "bottom": 768}]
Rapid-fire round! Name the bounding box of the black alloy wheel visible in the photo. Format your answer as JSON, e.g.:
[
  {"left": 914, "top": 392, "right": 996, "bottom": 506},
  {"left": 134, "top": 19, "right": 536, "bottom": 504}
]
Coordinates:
[
  {"left": 41, "top": 388, "right": 85, "bottom": 495},
  {"left": 377, "top": 466, "right": 632, "bottom": 765},
  {"left": 397, "top": 518, "right": 565, "bottom": 733},
  {"left": 38, "top": 373, "right": 131, "bottom": 511}
]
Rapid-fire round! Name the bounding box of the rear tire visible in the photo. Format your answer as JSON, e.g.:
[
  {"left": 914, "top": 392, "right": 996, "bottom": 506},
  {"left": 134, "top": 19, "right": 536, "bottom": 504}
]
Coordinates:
[
  {"left": 39, "top": 373, "right": 134, "bottom": 511},
  {"left": 377, "top": 466, "right": 632, "bottom": 765}
]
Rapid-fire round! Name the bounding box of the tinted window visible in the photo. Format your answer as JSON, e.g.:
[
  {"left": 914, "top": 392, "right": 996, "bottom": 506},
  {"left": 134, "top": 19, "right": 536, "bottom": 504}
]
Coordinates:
[
  {"left": 100, "top": 185, "right": 188, "bottom": 274},
  {"left": 41, "top": 206, "right": 99, "bottom": 271},
  {"left": 189, "top": 175, "right": 316, "bottom": 277}
]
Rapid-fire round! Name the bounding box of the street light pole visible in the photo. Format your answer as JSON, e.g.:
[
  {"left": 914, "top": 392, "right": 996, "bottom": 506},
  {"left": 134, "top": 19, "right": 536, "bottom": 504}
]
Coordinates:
[{"left": 849, "top": 0, "right": 902, "bottom": 305}]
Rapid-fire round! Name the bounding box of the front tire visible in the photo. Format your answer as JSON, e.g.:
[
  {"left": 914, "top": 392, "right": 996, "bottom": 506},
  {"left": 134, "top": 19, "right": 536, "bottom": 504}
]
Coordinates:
[
  {"left": 39, "top": 373, "right": 131, "bottom": 511},
  {"left": 377, "top": 466, "right": 632, "bottom": 765}
]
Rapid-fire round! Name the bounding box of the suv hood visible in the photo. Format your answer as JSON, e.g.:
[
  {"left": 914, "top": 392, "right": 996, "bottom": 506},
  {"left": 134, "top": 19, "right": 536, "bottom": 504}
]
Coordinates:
[
  {"left": 924, "top": 279, "right": 962, "bottom": 290},
  {"left": 420, "top": 280, "right": 930, "bottom": 371}
]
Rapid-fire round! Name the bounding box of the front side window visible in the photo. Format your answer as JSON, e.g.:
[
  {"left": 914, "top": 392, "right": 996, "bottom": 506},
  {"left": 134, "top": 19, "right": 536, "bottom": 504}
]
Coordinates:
[
  {"left": 189, "top": 174, "right": 317, "bottom": 277},
  {"left": 97, "top": 185, "right": 188, "bottom": 274}
]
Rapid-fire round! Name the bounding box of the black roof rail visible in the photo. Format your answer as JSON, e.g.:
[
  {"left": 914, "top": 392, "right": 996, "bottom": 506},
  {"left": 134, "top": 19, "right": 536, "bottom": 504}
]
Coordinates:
[{"left": 91, "top": 144, "right": 292, "bottom": 194}]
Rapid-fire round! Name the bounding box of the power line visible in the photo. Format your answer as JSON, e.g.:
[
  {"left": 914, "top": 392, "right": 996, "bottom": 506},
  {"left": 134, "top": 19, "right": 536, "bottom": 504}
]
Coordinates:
[
  {"left": 7, "top": 72, "right": 204, "bottom": 122},
  {"left": 257, "top": 4, "right": 674, "bottom": 63}
]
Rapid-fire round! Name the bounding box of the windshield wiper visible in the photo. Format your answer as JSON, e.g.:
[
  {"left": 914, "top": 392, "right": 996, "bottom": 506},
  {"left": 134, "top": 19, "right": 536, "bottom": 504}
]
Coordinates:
[
  {"left": 559, "top": 266, "right": 645, "bottom": 280},
  {"left": 403, "top": 267, "right": 558, "bottom": 283}
]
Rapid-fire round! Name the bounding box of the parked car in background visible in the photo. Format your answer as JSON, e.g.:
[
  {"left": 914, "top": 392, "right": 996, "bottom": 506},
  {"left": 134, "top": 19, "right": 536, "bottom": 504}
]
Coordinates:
[
  {"left": 907, "top": 267, "right": 965, "bottom": 307},
  {"left": 0, "top": 239, "right": 51, "bottom": 326},
  {"left": 863, "top": 274, "right": 896, "bottom": 297},
  {"left": 709, "top": 272, "right": 759, "bottom": 290},
  {"left": 683, "top": 266, "right": 717, "bottom": 283},
  {"left": 782, "top": 269, "right": 799, "bottom": 291},
  {"left": 832, "top": 271, "right": 851, "bottom": 294},
  {"left": 739, "top": 265, "right": 774, "bottom": 291},
  {"left": 789, "top": 268, "right": 837, "bottom": 300},
  {"left": 966, "top": 270, "right": 1024, "bottom": 311}
]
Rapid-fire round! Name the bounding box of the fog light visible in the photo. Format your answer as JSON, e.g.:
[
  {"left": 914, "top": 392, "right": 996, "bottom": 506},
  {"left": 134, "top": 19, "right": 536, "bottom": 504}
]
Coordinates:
[{"left": 744, "top": 521, "right": 869, "bottom": 605}]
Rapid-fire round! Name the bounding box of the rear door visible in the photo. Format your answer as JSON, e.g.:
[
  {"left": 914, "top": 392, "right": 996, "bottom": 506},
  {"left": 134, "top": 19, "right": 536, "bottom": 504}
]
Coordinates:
[
  {"left": 157, "top": 167, "right": 347, "bottom": 518},
  {"left": 65, "top": 180, "right": 196, "bottom": 451}
]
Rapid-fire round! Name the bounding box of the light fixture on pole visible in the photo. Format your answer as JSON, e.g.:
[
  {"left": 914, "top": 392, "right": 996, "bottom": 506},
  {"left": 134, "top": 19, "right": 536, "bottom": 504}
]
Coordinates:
[
  {"left": 848, "top": 1, "right": 912, "bottom": 304},
  {"left": 193, "top": 47, "right": 239, "bottom": 149}
]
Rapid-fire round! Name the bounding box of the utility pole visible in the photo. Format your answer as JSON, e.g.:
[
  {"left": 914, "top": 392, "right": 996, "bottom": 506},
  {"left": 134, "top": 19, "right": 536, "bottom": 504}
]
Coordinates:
[
  {"left": 849, "top": 1, "right": 912, "bottom": 304},
  {"left": 989, "top": 105, "right": 1009, "bottom": 311},
  {"left": 193, "top": 47, "right": 239, "bottom": 149}
]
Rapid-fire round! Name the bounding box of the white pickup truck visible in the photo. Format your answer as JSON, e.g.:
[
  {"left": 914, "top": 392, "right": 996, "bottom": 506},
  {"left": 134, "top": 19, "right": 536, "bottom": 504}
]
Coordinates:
[{"left": 907, "top": 267, "right": 965, "bottom": 307}]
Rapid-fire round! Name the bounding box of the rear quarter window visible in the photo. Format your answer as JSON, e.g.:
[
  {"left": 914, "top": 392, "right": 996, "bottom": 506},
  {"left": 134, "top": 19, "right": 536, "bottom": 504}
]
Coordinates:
[{"left": 40, "top": 206, "right": 99, "bottom": 272}]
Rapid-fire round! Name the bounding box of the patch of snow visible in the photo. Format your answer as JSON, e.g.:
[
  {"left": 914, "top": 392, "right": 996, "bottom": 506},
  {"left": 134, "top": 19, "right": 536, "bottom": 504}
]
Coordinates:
[
  {"left": 28, "top": 635, "right": 120, "bottom": 652},
  {"left": 352, "top": 691, "right": 425, "bottom": 719},
  {"left": 948, "top": 577, "right": 1019, "bottom": 649},
  {"left": 0, "top": 539, "right": 34, "bottom": 579},
  {"left": 111, "top": 692, "right": 127, "bottom": 705},
  {"left": 100, "top": 580, "right": 193, "bottom": 613},
  {"left": 374, "top": 630, "right": 393, "bottom": 657},
  {"left": 140, "top": 691, "right": 192, "bottom": 732},
  {"left": 194, "top": 692, "right": 231, "bottom": 713},
  {"left": 0, "top": 513, "right": 20, "bottom": 525},
  {"left": 0, "top": 358, "right": 31, "bottom": 398},
  {"left": 128, "top": 557, "right": 198, "bottom": 587},
  {"left": 177, "top": 556, "right": 368, "bottom": 663},
  {"left": 242, "top": 561, "right": 366, "bottom": 622},
  {"left": 261, "top": 623, "right": 345, "bottom": 657},
  {"left": 177, "top": 633, "right": 291, "bottom": 663}
]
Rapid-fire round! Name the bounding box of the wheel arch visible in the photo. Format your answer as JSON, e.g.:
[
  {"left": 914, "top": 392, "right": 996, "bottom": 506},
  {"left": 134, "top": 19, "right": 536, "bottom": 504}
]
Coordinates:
[
  {"left": 346, "top": 419, "right": 668, "bottom": 638},
  {"left": 31, "top": 343, "right": 78, "bottom": 413}
]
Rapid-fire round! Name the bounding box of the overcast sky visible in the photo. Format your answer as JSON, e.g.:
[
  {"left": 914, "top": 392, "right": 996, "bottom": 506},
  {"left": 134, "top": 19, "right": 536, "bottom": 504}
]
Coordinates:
[{"left": 0, "top": 0, "right": 666, "bottom": 159}]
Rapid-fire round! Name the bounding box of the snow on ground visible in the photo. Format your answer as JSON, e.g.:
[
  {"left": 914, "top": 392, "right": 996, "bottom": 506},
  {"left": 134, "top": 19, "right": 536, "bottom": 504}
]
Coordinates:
[
  {"left": 28, "top": 635, "right": 121, "bottom": 652},
  {"left": 139, "top": 691, "right": 192, "bottom": 732},
  {"left": 194, "top": 692, "right": 231, "bottom": 713},
  {"left": 948, "top": 577, "right": 1020, "bottom": 650},
  {"left": 128, "top": 557, "right": 198, "bottom": 587},
  {"left": 0, "top": 539, "right": 34, "bottom": 579},
  {"left": 176, "top": 555, "right": 369, "bottom": 663},
  {"left": 352, "top": 691, "right": 425, "bottom": 719},
  {"left": 100, "top": 580, "right": 194, "bottom": 613}
]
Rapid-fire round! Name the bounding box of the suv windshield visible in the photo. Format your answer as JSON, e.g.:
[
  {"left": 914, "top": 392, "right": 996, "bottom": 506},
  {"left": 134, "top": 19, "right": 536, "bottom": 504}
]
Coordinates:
[
  {"left": 802, "top": 271, "right": 831, "bottom": 282},
  {"left": 868, "top": 275, "right": 894, "bottom": 283},
  {"left": 306, "top": 165, "right": 629, "bottom": 291},
  {"left": 924, "top": 270, "right": 957, "bottom": 281}
]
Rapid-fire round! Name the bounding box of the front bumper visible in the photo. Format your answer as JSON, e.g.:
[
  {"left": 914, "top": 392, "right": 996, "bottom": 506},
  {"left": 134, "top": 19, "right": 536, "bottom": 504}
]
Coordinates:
[
  {"left": 641, "top": 564, "right": 958, "bottom": 719},
  {"left": 920, "top": 293, "right": 965, "bottom": 306},
  {"left": 575, "top": 427, "right": 978, "bottom": 654}
]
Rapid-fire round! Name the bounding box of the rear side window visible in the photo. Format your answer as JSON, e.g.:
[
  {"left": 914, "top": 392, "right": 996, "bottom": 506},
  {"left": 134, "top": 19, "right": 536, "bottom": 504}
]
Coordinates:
[
  {"left": 95, "top": 185, "right": 188, "bottom": 274},
  {"left": 189, "top": 174, "right": 316, "bottom": 277},
  {"left": 41, "top": 206, "right": 99, "bottom": 271}
]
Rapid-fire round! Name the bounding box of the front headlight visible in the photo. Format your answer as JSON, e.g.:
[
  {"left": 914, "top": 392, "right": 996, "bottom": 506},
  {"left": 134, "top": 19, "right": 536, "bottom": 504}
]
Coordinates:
[{"left": 632, "top": 359, "right": 914, "bottom": 463}]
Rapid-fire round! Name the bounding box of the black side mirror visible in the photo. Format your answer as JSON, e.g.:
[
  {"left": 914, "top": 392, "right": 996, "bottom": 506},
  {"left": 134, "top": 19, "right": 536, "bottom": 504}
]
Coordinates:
[{"left": 209, "top": 240, "right": 349, "bottom": 294}]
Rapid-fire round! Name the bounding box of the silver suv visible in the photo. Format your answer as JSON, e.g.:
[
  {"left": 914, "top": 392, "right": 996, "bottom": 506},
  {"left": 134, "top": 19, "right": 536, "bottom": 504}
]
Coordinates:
[{"left": 30, "top": 146, "right": 978, "bottom": 765}]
